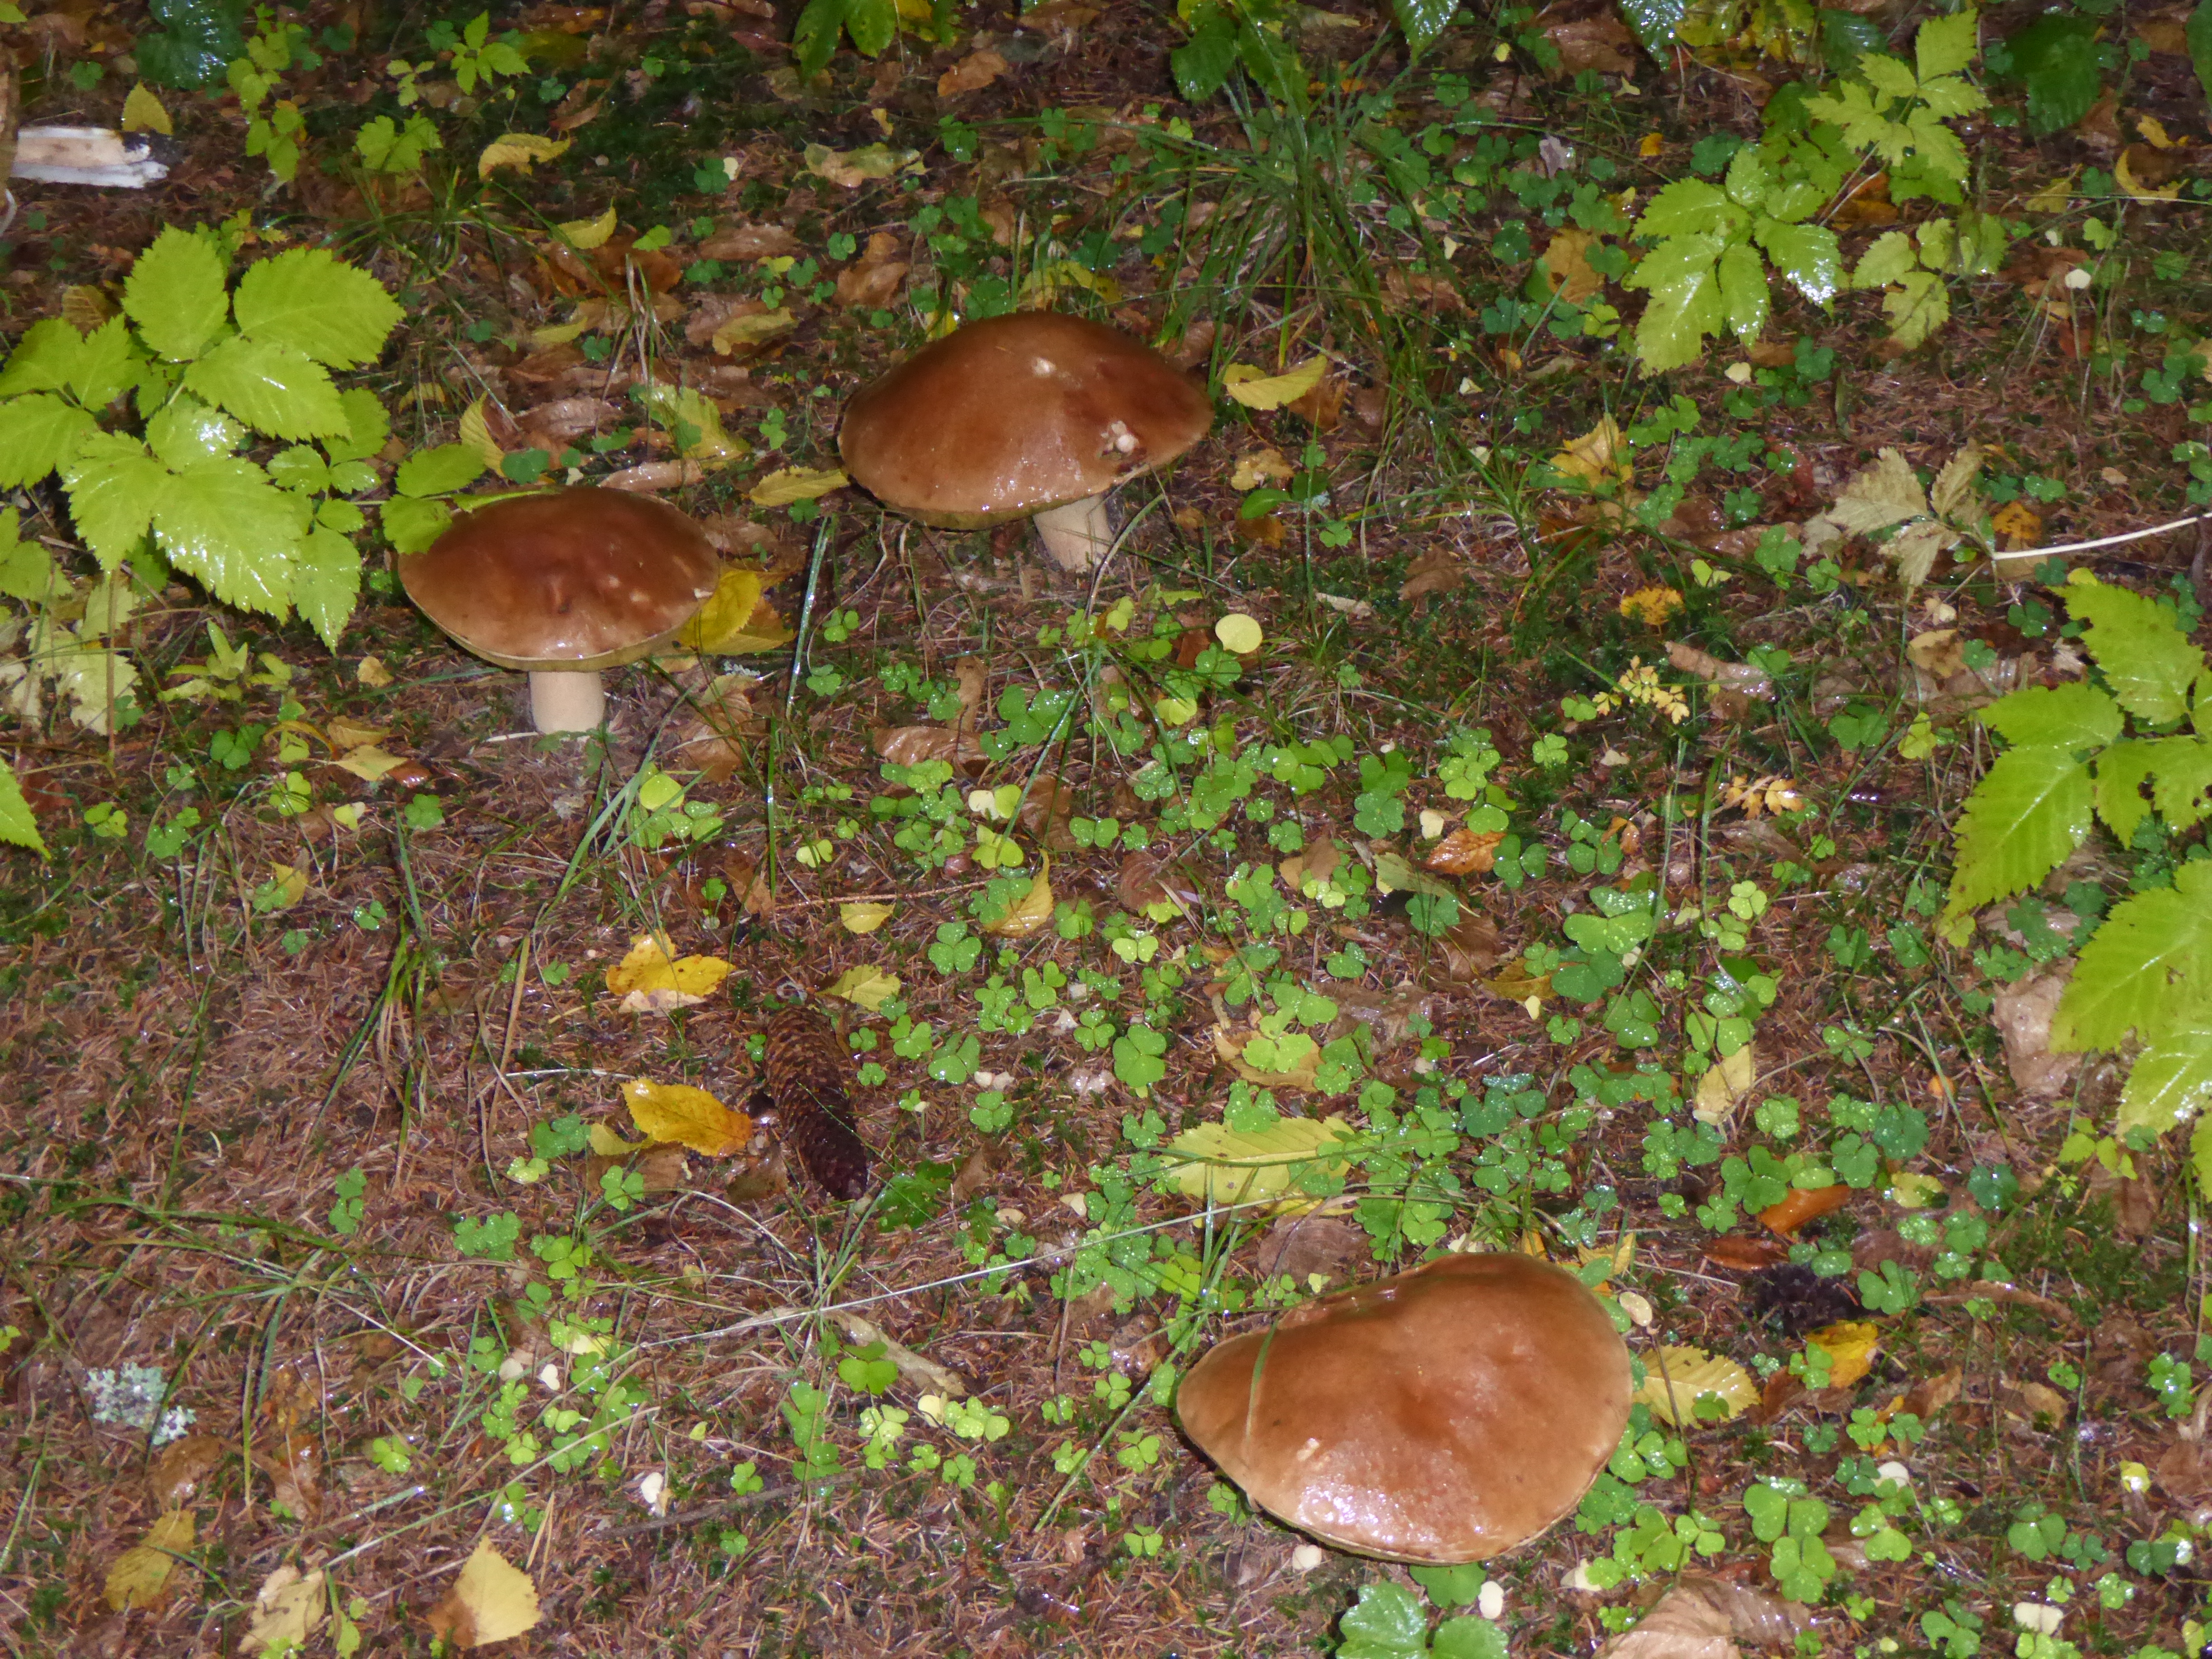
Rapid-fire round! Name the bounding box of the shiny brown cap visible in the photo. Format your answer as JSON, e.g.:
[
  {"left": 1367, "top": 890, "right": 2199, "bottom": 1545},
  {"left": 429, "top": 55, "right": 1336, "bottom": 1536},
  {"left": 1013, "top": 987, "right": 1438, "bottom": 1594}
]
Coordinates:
[
  {"left": 398, "top": 489, "right": 721, "bottom": 671},
  {"left": 838, "top": 312, "right": 1212, "bottom": 529},
  {"left": 1176, "top": 1253, "right": 1632, "bottom": 1563}
]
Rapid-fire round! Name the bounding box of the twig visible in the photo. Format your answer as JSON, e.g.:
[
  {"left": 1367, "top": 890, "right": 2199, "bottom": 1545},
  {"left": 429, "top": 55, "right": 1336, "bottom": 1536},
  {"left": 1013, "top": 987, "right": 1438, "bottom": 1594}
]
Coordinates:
[
  {"left": 595, "top": 1472, "right": 861, "bottom": 1538},
  {"left": 1990, "top": 510, "right": 2212, "bottom": 562}
]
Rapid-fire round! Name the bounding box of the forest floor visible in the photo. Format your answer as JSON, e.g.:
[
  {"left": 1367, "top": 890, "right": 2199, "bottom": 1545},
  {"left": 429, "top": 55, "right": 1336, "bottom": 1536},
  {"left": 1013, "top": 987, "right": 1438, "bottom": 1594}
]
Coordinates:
[{"left": 5, "top": 0, "right": 2212, "bottom": 1655}]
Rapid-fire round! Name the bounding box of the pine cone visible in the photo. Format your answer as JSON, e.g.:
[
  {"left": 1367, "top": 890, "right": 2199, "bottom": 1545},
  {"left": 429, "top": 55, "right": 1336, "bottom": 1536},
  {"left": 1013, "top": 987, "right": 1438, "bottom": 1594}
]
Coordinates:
[{"left": 763, "top": 1006, "right": 872, "bottom": 1200}]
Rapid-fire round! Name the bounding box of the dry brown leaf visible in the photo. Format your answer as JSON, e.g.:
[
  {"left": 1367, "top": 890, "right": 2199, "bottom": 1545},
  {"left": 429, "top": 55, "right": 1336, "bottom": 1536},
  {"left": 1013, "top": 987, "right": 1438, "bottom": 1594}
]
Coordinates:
[
  {"left": 872, "top": 724, "right": 985, "bottom": 769},
  {"left": 1703, "top": 1234, "right": 1787, "bottom": 1270},
  {"left": 1433, "top": 910, "right": 1506, "bottom": 983},
  {"left": 1286, "top": 372, "right": 1346, "bottom": 432},
  {"left": 698, "top": 220, "right": 803, "bottom": 261},
  {"left": 1757, "top": 1183, "right": 1851, "bottom": 1236},
  {"left": 1118, "top": 848, "right": 1201, "bottom": 916},
  {"left": 1211, "top": 1024, "right": 1321, "bottom": 1090},
  {"left": 1541, "top": 227, "right": 1606, "bottom": 302},
  {"left": 937, "top": 46, "right": 1008, "bottom": 97},
  {"left": 983, "top": 868, "right": 1054, "bottom": 938},
  {"left": 149, "top": 1434, "right": 225, "bottom": 1509},
  {"left": 1991, "top": 968, "right": 2080, "bottom": 1100},
  {"left": 1542, "top": 9, "right": 1637, "bottom": 73},
  {"left": 601, "top": 459, "right": 710, "bottom": 493},
  {"left": 1399, "top": 547, "right": 1467, "bottom": 606},
  {"left": 244, "top": 1564, "right": 326, "bottom": 1654},
  {"left": 835, "top": 231, "right": 909, "bottom": 311},
  {"left": 1899, "top": 1365, "right": 1963, "bottom": 1422},
  {"left": 1255, "top": 1207, "right": 1364, "bottom": 1286},
  {"left": 834, "top": 1312, "right": 970, "bottom": 1395},
  {"left": 1667, "top": 641, "right": 1774, "bottom": 698},
  {"left": 1423, "top": 827, "right": 1503, "bottom": 876}
]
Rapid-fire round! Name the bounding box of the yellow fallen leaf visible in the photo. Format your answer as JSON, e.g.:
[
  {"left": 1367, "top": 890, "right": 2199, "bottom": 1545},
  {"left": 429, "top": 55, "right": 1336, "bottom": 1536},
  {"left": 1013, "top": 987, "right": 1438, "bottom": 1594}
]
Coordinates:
[
  {"left": 605, "top": 933, "right": 735, "bottom": 1013},
  {"left": 588, "top": 1122, "right": 642, "bottom": 1156},
  {"left": 121, "top": 83, "right": 173, "bottom": 135},
  {"left": 2024, "top": 170, "right": 2078, "bottom": 214},
  {"left": 1161, "top": 1114, "right": 1357, "bottom": 1211},
  {"left": 1693, "top": 1044, "right": 1757, "bottom": 1126},
  {"left": 636, "top": 384, "right": 748, "bottom": 465},
  {"left": 839, "top": 901, "right": 894, "bottom": 934},
  {"left": 2115, "top": 150, "right": 2180, "bottom": 202},
  {"left": 356, "top": 656, "right": 394, "bottom": 688},
  {"left": 1551, "top": 414, "right": 1632, "bottom": 488},
  {"left": 1634, "top": 1345, "right": 1758, "bottom": 1426},
  {"left": 556, "top": 205, "right": 618, "bottom": 249},
  {"left": 530, "top": 317, "right": 589, "bottom": 347},
  {"left": 451, "top": 396, "right": 502, "bottom": 470},
  {"left": 104, "top": 1510, "right": 194, "bottom": 1611},
  {"left": 1214, "top": 613, "right": 1264, "bottom": 654},
  {"left": 1807, "top": 1320, "right": 1881, "bottom": 1388},
  {"left": 983, "top": 868, "right": 1054, "bottom": 937},
  {"left": 825, "top": 964, "right": 901, "bottom": 1011},
  {"left": 332, "top": 745, "right": 406, "bottom": 781},
  {"left": 623, "top": 1078, "right": 752, "bottom": 1157},
  {"left": 749, "top": 466, "right": 849, "bottom": 507},
  {"left": 711, "top": 305, "right": 797, "bottom": 354},
  {"left": 1888, "top": 1171, "right": 1944, "bottom": 1209},
  {"left": 1638, "top": 130, "right": 1664, "bottom": 157},
  {"left": 245, "top": 1564, "right": 326, "bottom": 1654},
  {"left": 261, "top": 863, "right": 309, "bottom": 912},
  {"left": 1619, "top": 585, "right": 1683, "bottom": 627},
  {"left": 325, "top": 717, "right": 388, "bottom": 750},
  {"left": 1228, "top": 447, "right": 1293, "bottom": 491},
  {"left": 802, "top": 142, "right": 919, "bottom": 187},
  {"left": 1018, "top": 259, "right": 1124, "bottom": 306},
  {"left": 423, "top": 1540, "right": 541, "bottom": 1650},
  {"left": 1221, "top": 356, "right": 1327, "bottom": 411},
  {"left": 478, "top": 131, "right": 571, "bottom": 177},
  {"left": 1211, "top": 1024, "right": 1321, "bottom": 1091},
  {"left": 2137, "top": 114, "right": 2177, "bottom": 149}
]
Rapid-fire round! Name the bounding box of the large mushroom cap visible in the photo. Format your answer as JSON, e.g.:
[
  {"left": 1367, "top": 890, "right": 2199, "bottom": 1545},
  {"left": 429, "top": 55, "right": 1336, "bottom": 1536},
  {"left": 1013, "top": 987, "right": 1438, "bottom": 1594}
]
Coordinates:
[
  {"left": 1176, "top": 1253, "right": 1633, "bottom": 1564},
  {"left": 837, "top": 312, "right": 1212, "bottom": 529},
  {"left": 398, "top": 489, "right": 721, "bottom": 671}
]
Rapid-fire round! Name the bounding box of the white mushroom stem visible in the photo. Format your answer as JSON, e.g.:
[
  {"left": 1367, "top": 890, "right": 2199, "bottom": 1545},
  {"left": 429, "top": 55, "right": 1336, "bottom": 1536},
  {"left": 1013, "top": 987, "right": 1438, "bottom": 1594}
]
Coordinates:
[
  {"left": 1031, "top": 494, "right": 1114, "bottom": 574},
  {"left": 529, "top": 670, "right": 605, "bottom": 734}
]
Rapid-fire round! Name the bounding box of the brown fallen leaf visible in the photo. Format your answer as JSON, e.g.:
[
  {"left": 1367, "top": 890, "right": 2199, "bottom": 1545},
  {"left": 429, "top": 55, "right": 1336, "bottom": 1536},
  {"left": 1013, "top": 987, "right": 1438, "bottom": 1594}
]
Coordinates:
[
  {"left": 835, "top": 230, "right": 909, "bottom": 311},
  {"left": 1432, "top": 909, "right": 1505, "bottom": 984},
  {"left": 937, "top": 46, "right": 1008, "bottom": 97},
  {"left": 1541, "top": 6, "right": 1637, "bottom": 74},
  {"left": 1899, "top": 1365, "right": 1963, "bottom": 1422},
  {"left": 1991, "top": 968, "right": 2080, "bottom": 1100},
  {"left": 149, "top": 1434, "right": 225, "bottom": 1509},
  {"left": 1757, "top": 1184, "right": 1851, "bottom": 1237},
  {"left": 1399, "top": 547, "right": 1467, "bottom": 607},
  {"left": 424, "top": 1540, "right": 542, "bottom": 1649},
  {"left": 1424, "top": 827, "right": 1503, "bottom": 876},
  {"left": 1597, "top": 1570, "right": 1815, "bottom": 1656},
  {"left": 1286, "top": 371, "right": 1346, "bottom": 432},
  {"left": 1540, "top": 227, "right": 1606, "bottom": 302},
  {"left": 699, "top": 220, "right": 803, "bottom": 262},
  {"left": 601, "top": 459, "right": 711, "bottom": 493},
  {"left": 872, "top": 724, "right": 985, "bottom": 769},
  {"left": 1703, "top": 1234, "right": 1788, "bottom": 1270},
  {"left": 1118, "top": 848, "right": 1202, "bottom": 917},
  {"left": 1255, "top": 1207, "right": 1365, "bottom": 1286}
]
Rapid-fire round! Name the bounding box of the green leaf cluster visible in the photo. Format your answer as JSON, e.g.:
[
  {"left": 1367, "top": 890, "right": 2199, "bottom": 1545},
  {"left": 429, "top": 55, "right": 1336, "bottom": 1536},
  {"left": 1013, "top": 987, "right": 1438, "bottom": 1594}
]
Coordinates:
[
  {"left": 1337, "top": 1582, "right": 1506, "bottom": 1659},
  {"left": 1940, "top": 572, "right": 2212, "bottom": 1134},
  {"left": 0, "top": 227, "right": 404, "bottom": 650},
  {"left": 1172, "top": 0, "right": 1306, "bottom": 113},
  {"left": 1803, "top": 10, "right": 1987, "bottom": 202},
  {"left": 791, "top": 0, "right": 897, "bottom": 77}
]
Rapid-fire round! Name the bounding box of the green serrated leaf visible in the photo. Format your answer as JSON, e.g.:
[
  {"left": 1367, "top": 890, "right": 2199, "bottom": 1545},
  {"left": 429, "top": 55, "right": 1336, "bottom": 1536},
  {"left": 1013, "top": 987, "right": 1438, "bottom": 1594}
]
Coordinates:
[
  {"left": 2006, "top": 13, "right": 2100, "bottom": 134},
  {"left": 2150, "top": 736, "right": 2212, "bottom": 830},
  {"left": 153, "top": 458, "right": 305, "bottom": 616},
  {"left": 1172, "top": 11, "right": 1238, "bottom": 102},
  {"left": 1755, "top": 219, "right": 1842, "bottom": 303},
  {"left": 1940, "top": 745, "right": 2093, "bottom": 925},
  {"left": 1618, "top": 0, "right": 1690, "bottom": 55},
  {"left": 72, "top": 319, "right": 139, "bottom": 409},
  {"left": 0, "top": 319, "right": 90, "bottom": 397},
  {"left": 124, "top": 227, "right": 232, "bottom": 362},
  {"left": 381, "top": 495, "right": 455, "bottom": 555},
  {"left": 1633, "top": 178, "right": 1734, "bottom": 242},
  {"left": 1391, "top": 0, "right": 1464, "bottom": 52},
  {"left": 231, "top": 248, "right": 405, "bottom": 370},
  {"left": 395, "top": 443, "right": 489, "bottom": 498},
  {"left": 324, "top": 387, "right": 392, "bottom": 464},
  {"left": 1881, "top": 268, "right": 1950, "bottom": 348},
  {"left": 0, "top": 394, "right": 98, "bottom": 490},
  {"left": 61, "top": 432, "right": 169, "bottom": 568},
  {"left": 1432, "top": 1619, "right": 1509, "bottom": 1659},
  {"left": 1981, "top": 680, "right": 2124, "bottom": 750},
  {"left": 0, "top": 510, "right": 55, "bottom": 603},
  {"left": 1916, "top": 73, "right": 1988, "bottom": 120},
  {"left": 1724, "top": 146, "right": 1775, "bottom": 210},
  {"left": 2061, "top": 571, "right": 2207, "bottom": 726},
  {"left": 2094, "top": 739, "right": 2163, "bottom": 845},
  {"left": 293, "top": 524, "right": 361, "bottom": 651},
  {"left": 1827, "top": 448, "right": 1927, "bottom": 532},
  {"left": 1629, "top": 257, "right": 1726, "bottom": 371},
  {"left": 1861, "top": 52, "right": 1919, "bottom": 100},
  {"left": 1915, "top": 7, "right": 1981, "bottom": 78},
  {"left": 2118, "top": 1026, "right": 2212, "bottom": 1134},
  {"left": 1717, "top": 239, "right": 1769, "bottom": 340},
  {"left": 267, "top": 445, "right": 331, "bottom": 493},
  {"left": 1852, "top": 229, "right": 1918, "bottom": 291},
  {"left": 145, "top": 396, "right": 244, "bottom": 468},
  {"left": 0, "top": 760, "right": 48, "bottom": 858},
  {"left": 2052, "top": 862, "right": 2212, "bottom": 1051},
  {"left": 183, "top": 336, "right": 349, "bottom": 441},
  {"left": 1337, "top": 1582, "right": 1430, "bottom": 1659}
]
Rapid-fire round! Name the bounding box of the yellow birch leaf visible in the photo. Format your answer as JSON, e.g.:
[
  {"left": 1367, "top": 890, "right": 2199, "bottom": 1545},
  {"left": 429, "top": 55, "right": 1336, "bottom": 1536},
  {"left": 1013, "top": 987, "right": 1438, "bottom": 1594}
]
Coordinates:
[
  {"left": 1807, "top": 1320, "right": 1881, "bottom": 1387},
  {"left": 1693, "top": 1044, "right": 1757, "bottom": 1126},
  {"left": 121, "top": 84, "right": 174, "bottom": 135},
  {"left": 678, "top": 568, "right": 762, "bottom": 650},
  {"left": 1214, "top": 613, "right": 1265, "bottom": 653},
  {"left": 983, "top": 868, "right": 1054, "bottom": 937},
  {"left": 325, "top": 717, "right": 388, "bottom": 750},
  {"left": 839, "top": 901, "right": 894, "bottom": 934},
  {"left": 2137, "top": 114, "right": 2177, "bottom": 149},
  {"left": 1221, "top": 356, "right": 1328, "bottom": 411},
  {"left": 423, "top": 1540, "right": 541, "bottom": 1650},
  {"left": 356, "top": 656, "right": 394, "bottom": 688},
  {"left": 261, "top": 864, "right": 309, "bottom": 912},
  {"left": 1551, "top": 414, "right": 1632, "bottom": 487},
  {"left": 623, "top": 1078, "right": 752, "bottom": 1157},
  {"left": 331, "top": 745, "right": 407, "bottom": 782},
  {"left": 478, "top": 132, "right": 571, "bottom": 177},
  {"left": 749, "top": 466, "right": 849, "bottom": 506},
  {"left": 1634, "top": 1345, "right": 1758, "bottom": 1426},
  {"left": 1638, "top": 131, "right": 1664, "bottom": 157},
  {"left": 825, "top": 964, "right": 901, "bottom": 1011},
  {"left": 104, "top": 1510, "right": 195, "bottom": 1611},
  {"left": 1161, "top": 1114, "right": 1357, "bottom": 1211},
  {"left": 2024, "top": 170, "right": 2078, "bottom": 214},
  {"left": 245, "top": 1565, "right": 326, "bottom": 1654},
  {"left": 711, "top": 306, "right": 797, "bottom": 354},
  {"left": 1619, "top": 585, "right": 1684, "bottom": 626},
  {"left": 457, "top": 396, "right": 505, "bottom": 469},
  {"left": 605, "top": 933, "right": 736, "bottom": 1012},
  {"left": 588, "top": 1122, "right": 641, "bottom": 1156},
  {"left": 555, "top": 205, "right": 619, "bottom": 249},
  {"left": 2114, "top": 150, "right": 2180, "bottom": 202},
  {"left": 530, "top": 317, "right": 589, "bottom": 347}
]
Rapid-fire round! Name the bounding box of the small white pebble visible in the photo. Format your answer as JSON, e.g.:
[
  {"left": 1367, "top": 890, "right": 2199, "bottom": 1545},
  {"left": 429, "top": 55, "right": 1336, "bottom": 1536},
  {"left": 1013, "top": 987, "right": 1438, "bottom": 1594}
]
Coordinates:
[
  {"left": 1477, "top": 1581, "right": 1505, "bottom": 1619},
  {"left": 1290, "top": 1544, "right": 1326, "bottom": 1574}
]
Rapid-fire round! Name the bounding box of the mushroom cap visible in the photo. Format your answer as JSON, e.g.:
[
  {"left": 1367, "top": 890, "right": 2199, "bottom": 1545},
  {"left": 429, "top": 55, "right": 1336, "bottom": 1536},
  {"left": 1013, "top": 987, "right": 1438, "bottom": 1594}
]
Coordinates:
[
  {"left": 1175, "top": 1253, "right": 1633, "bottom": 1564},
  {"left": 837, "top": 312, "right": 1212, "bottom": 529},
  {"left": 398, "top": 489, "right": 721, "bottom": 672}
]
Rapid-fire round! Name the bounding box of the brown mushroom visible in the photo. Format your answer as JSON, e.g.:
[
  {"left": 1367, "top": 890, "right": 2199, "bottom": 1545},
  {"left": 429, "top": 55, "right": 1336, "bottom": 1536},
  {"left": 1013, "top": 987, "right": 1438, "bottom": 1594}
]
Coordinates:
[
  {"left": 397, "top": 489, "right": 721, "bottom": 734},
  {"left": 1176, "top": 1252, "right": 1632, "bottom": 1563},
  {"left": 838, "top": 312, "right": 1212, "bottom": 573}
]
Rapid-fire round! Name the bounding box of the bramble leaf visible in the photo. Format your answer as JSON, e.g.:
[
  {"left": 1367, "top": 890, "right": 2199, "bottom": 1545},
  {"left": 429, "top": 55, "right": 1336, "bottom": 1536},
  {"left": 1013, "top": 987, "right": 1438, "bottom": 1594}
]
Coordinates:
[
  {"left": 1940, "top": 745, "right": 2092, "bottom": 927},
  {"left": 0, "top": 760, "right": 47, "bottom": 857},
  {"left": 1391, "top": 0, "right": 1465, "bottom": 53},
  {"left": 2053, "top": 863, "right": 2212, "bottom": 1051},
  {"left": 1755, "top": 220, "right": 1842, "bottom": 302},
  {"left": 381, "top": 496, "right": 454, "bottom": 555},
  {"left": 2118, "top": 1026, "right": 2212, "bottom": 1134},
  {"left": 0, "top": 394, "right": 98, "bottom": 489},
  {"left": 1718, "top": 241, "right": 1768, "bottom": 339},
  {"left": 1634, "top": 178, "right": 1734, "bottom": 241},
  {"left": 0, "top": 320, "right": 92, "bottom": 396},
  {"left": 1617, "top": 0, "right": 1688, "bottom": 54},
  {"left": 325, "top": 387, "right": 391, "bottom": 464},
  {"left": 2062, "top": 571, "right": 2207, "bottom": 726},
  {"left": 183, "top": 336, "right": 350, "bottom": 441},
  {"left": 1980, "top": 680, "right": 2123, "bottom": 750},
  {"left": 293, "top": 525, "right": 362, "bottom": 651},
  {"left": 1827, "top": 448, "right": 1927, "bottom": 533},
  {"left": 2094, "top": 739, "right": 2163, "bottom": 845},
  {"left": 1916, "top": 7, "right": 1981, "bottom": 78},
  {"left": 2150, "top": 736, "right": 2212, "bottom": 830},
  {"left": 154, "top": 458, "right": 305, "bottom": 615},
  {"left": 1881, "top": 269, "right": 1949, "bottom": 349},
  {"left": 124, "top": 227, "right": 231, "bottom": 362},
  {"left": 1852, "top": 230, "right": 1918, "bottom": 290},
  {"left": 232, "top": 248, "right": 404, "bottom": 370},
  {"left": 145, "top": 395, "right": 244, "bottom": 467},
  {"left": 395, "top": 443, "right": 488, "bottom": 498},
  {"left": 62, "top": 433, "right": 169, "bottom": 567}
]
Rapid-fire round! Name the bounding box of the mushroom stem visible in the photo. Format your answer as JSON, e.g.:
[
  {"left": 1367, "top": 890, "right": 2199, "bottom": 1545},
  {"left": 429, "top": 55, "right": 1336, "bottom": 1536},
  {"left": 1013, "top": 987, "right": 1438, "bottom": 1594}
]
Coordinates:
[
  {"left": 528, "top": 670, "right": 606, "bottom": 734},
  {"left": 1031, "top": 494, "right": 1114, "bottom": 573}
]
